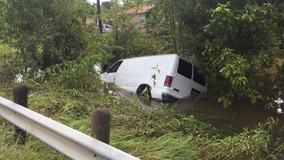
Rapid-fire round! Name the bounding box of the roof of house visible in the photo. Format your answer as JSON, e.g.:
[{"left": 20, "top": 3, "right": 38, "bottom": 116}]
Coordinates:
[
  {"left": 86, "top": 17, "right": 94, "bottom": 24},
  {"left": 118, "top": 5, "right": 154, "bottom": 15}
]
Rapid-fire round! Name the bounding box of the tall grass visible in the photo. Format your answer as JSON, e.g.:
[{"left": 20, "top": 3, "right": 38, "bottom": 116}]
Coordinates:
[
  {"left": 1, "top": 80, "right": 284, "bottom": 159},
  {"left": 0, "top": 124, "right": 67, "bottom": 159},
  {"left": 0, "top": 53, "right": 284, "bottom": 159}
]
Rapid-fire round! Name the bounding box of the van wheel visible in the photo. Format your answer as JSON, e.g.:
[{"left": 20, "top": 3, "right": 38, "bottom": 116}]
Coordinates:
[{"left": 137, "top": 85, "right": 151, "bottom": 99}]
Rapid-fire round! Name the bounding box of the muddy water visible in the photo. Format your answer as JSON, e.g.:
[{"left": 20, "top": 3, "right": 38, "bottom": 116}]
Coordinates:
[
  {"left": 116, "top": 88, "right": 163, "bottom": 111},
  {"left": 177, "top": 97, "right": 278, "bottom": 126},
  {"left": 115, "top": 87, "right": 284, "bottom": 141},
  {"left": 177, "top": 95, "right": 284, "bottom": 143}
]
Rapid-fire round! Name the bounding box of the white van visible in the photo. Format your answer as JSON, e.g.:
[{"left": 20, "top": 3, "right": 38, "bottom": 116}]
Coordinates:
[{"left": 100, "top": 54, "right": 207, "bottom": 101}]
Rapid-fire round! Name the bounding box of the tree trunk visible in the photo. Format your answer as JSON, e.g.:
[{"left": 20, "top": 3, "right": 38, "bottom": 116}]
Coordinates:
[{"left": 170, "top": 10, "right": 177, "bottom": 53}]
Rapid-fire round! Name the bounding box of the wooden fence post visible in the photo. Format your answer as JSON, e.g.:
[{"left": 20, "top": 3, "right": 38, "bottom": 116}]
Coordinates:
[
  {"left": 13, "top": 85, "right": 28, "bottom": 144},
  {"left": 91, "top": 108, "right": 110, "bottom": 144}
]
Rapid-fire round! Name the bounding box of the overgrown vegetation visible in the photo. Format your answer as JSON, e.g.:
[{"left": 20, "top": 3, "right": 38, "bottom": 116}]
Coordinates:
[
  {"left": 1, "top": 79, "right": 284, "bottom": 159},
  {"left": 1, "top": 0, "right": 284, "bottom": 159},
  {"left": 145, "top": 0, "right": 284, "bottom": 107},
  {"left": 1, "top": 0, "right": 284, "bottom": 106}
]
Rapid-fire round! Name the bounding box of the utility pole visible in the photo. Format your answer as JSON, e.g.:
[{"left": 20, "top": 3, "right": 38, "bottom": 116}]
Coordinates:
[
  {"left": 97, "top": 0, "right": 102, "bottom": 33},
  {"left": 83, "top": 0, "right": 86, "bottom": 22},
  {"left": 115, "top": 0, "right": 118, "bottom": 40}
]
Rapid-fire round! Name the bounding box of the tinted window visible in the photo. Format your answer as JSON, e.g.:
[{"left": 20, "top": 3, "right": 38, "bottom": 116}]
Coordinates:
[
  {"left": 177, "top": 58, "right": 192, "bottom": 79},
  {"left": 193, "top": 66, "right": 206, "bottom": 86},
  {"left": 109, "top": 61, "right": 122, "bottom": 73}
]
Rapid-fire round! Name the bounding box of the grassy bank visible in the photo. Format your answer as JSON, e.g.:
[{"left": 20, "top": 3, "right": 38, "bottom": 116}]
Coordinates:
[{"left": 0, "top": 79, "right": 284, "bottom": 160}]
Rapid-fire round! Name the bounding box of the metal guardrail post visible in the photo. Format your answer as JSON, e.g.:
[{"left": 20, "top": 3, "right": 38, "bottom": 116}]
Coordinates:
[
  {"left": 13, "top": 85, "right": 28, "bottom": 144},
  {"left": 91, "top": 108, "right": 110, "bottom": 144}
]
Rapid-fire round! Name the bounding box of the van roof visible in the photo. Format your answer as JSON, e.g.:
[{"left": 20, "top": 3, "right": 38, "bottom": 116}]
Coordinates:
[
  {"left": 120, "top": 54, "right": 179, "bottom": 61},
  {"left": 119, "top": 54, "right": 197, "bottom": 66}
]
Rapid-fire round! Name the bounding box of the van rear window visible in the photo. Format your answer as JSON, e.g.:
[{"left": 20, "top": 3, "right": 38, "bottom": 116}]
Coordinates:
[
  {"left": 177, "top": 58, "right": 192, "bottom": 79},
  {"left": 193, "top": 66, "right": 206, "bottom": 86}
]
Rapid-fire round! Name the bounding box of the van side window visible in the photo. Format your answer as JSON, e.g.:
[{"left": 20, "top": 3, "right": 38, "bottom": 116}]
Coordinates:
[
  {"left": 177, "top": 58, "right": 192, "bottom": 79},
  {"left": 109, "top": 61, "right": 123, "bottom": 73},
  {"left": 193, "top": 66, "right": 206, "bottom": 86}
]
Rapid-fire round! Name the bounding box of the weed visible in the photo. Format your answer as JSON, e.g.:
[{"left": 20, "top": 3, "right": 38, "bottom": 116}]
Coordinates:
[{"left": 0, "top": 69, "right": 283, "bottom": 159}]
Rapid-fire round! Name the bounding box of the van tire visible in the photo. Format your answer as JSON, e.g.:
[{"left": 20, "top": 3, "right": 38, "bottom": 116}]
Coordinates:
[{"left": 137, "top": 85, "right": 151, "bottom": 99}]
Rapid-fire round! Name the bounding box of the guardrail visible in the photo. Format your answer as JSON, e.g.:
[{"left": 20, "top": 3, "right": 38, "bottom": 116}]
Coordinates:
[{"left": 0, "top": 86, "right": 140, "bottom": 160}]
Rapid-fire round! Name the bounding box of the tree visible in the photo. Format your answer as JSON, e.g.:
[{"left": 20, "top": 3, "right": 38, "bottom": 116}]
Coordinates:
[
  {"left": 202, "top": 2, "right": 284, "bottom": 107},
  {"left": 146, "top": 0, "right": 218, "bottom": 55},
  {"left": 146, "top": 0, "right": 284, "bottom": 107},
  {"left": 102, "top": 1, "right": 111, "bottom": 9},
  {"left": 0, "top": 0, "right": 92, "bottom": 71}
]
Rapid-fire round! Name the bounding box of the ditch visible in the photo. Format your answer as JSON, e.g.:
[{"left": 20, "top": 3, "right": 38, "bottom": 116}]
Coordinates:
[{"left": 112, "top": 86, "right": 284, "bottom": 143}]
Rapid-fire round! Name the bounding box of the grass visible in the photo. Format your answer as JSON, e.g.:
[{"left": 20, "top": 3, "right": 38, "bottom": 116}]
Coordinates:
[
  {"left": 110, "top": 132, "right": 199, "bottom": 159},
  {"left": 0, "top": 79, "right": 284, "bottom": 160},
  {"left": 0, "top": 54, "right": 283, "bottom": 160},
  {"left": 0, "top": 124, "right": 67, "bottom": 159}
]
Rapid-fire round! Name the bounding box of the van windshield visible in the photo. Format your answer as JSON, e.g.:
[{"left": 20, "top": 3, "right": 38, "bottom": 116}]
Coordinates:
[
  {"left": 109, "top": 61, "right": 123, "bottom": 73},
  {"left": 177, "top": 58, "right": 192, "bottom": 79}
]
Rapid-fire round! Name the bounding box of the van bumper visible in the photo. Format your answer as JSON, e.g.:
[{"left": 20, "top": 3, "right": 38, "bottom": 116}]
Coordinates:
[{"left": 162, "top": 93, "right": 179, "bottom": 102}]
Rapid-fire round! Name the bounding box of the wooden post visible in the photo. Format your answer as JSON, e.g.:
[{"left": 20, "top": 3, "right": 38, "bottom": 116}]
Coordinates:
[
  {"left": 91, "top": 108, "right": 110, "bottom": 144},
  {"left": 13, "top": 85, "right": 28, "bottom": 144}
]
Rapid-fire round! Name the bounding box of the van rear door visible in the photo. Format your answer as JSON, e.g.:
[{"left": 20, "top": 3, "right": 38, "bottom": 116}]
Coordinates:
[{"left": 171, "top": 58, "right": 193, "bottom": 97}]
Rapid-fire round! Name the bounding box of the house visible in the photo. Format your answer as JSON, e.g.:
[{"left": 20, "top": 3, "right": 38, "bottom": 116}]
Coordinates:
[
  {"left": 86, "top": 16, "right": 113, "bottom": 33},
  {"left": 86, "top": 5, "right": 154, "bottom": 32},
  {"left": 86, "top": 16, "right": 111, "bottom": 26},
  {"left": 118, "top": 5, "right": 154, "bottom": 28}
]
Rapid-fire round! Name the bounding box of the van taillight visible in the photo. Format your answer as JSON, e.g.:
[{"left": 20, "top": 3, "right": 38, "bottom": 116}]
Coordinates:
[{"left": 164, "top": 76, "right": 173, "bottom": 87}]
